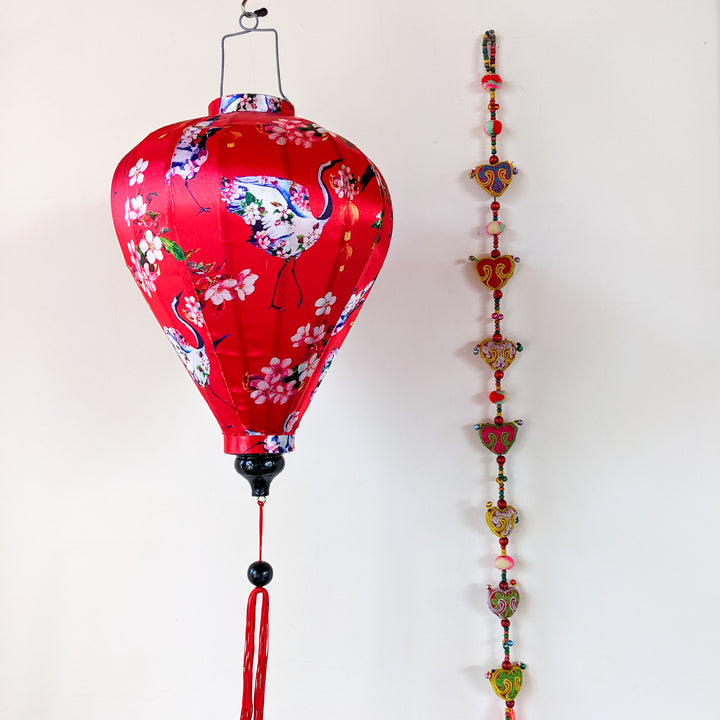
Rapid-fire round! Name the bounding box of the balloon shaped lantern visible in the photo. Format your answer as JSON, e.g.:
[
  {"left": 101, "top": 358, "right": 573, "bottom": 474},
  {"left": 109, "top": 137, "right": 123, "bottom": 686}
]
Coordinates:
[{"left": 110, "top": 7, "right": 392, "bottom": 718}]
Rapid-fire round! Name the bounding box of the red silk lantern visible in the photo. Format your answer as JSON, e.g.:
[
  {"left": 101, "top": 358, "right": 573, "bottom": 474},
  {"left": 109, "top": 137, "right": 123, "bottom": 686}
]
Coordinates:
[{"left": 111, "top": 93, "right": 392, "bottom": 455}]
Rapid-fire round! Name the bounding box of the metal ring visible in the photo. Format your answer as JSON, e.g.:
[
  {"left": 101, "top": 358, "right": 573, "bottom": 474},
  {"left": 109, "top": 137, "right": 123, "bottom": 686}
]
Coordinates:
[{"left": 239, "top": 12, "right": 259, "bottom": 30}]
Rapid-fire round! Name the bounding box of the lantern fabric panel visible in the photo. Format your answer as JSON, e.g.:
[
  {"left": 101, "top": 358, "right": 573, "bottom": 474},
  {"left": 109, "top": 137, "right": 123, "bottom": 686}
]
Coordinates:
[{"left": 111, "top": 93, "right": 392, "bottom": 454}]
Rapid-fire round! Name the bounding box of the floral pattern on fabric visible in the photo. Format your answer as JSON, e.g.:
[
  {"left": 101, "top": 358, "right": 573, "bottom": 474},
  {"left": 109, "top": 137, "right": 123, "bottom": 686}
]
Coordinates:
[
  {"left": 122, "top": 168, "right": 185, "bottom": 297},
  {"left": 330, "top": 164, "right": 360, "bottom": 201},
  {"left": 220, "top": 93, "right": 283, "bottom": 114},
  {"left": 332, "top": 280, "right": 375, "bottom": 335},
  {"left": 256, "top": 117, "right": 329, "bottom": 148},
  {"left": 111, "top": 94, "right": 393, "bottom": 454},
  {"left": 221, "top": 160, "right": 342, "bottom": 310}
]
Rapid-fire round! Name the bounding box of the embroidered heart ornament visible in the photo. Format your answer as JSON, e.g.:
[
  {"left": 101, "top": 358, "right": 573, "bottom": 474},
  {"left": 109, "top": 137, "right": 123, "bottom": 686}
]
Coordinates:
[
  {"left": 488, "top": 666, "right": 523, "bottom": 701},
  {"left": 487, "top": 586, "right": 520, "bottom": 619},
  {"left": 470, "top": 161, "right": 514, "bottom": 197},
  {"left": 478, "top": 339, "right": 517, "bottom": 372},
  {"left": 479, "top": 422, "right": 518, "bottom": 454},
  {"left": 485, "top": 504, "right": 518, "bottom": 537},
  {"left": 474, "top": 256, "right": 515, "bottom": 291}
]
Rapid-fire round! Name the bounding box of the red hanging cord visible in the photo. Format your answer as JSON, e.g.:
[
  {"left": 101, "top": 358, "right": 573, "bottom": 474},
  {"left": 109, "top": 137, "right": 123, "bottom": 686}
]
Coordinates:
[
  {"left": 258, "top": 499, "right": 264, "bottom": 562},
  {"left": 241, "top": 499, "right": 270, "bottom": 720}
]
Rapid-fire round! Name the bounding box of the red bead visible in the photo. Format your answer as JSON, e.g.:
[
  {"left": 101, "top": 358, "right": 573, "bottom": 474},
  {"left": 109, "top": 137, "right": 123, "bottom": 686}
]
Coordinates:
[
  {"left": 497, "top": 499, "right": 507, "bottom": 509},
  {"left": 489, "top": 390, "right": 506, "bottom": 403},
  {"left": 502, "top": 660, "right": 512, "bottom": 670},
  {"left": 481, "top": 73, "right": 502, "bottom": 90},
  {"left": 494, "top": 370, "right": 504, "bottom": 379},
  {"left": 499, "top": 537, "right": 508, "bottom": 547},
  {"left": 492, "top": 333, "right": 502, "bottom": 342},
  {"left": 499, "top": 580, "right": 509, "bottom": 590},
  {"left": 494, "top": 416, "right": 504, "bottom": 425},
  {"left": 491, "top": 201, "right": 500, "bottom": 211},
  {"left": 501, "top": 619, "right": 510, "bottom": 628},
  {"left": 485, "top": 120, "right": 503, "bottom": 137},
  {"left": 496, "top": 454, "right": 505, "bottom": 465},
  {"left": 506, "top": 701, "right": 515, "bottom": 708},
  {"left": 493, "top": 290, "right": 503, "bottom": 299},
  {"left": 491, "top": 249, "right": 500, "bottom": 258},
  {"left": 489, "top": 155, "right": 499, "bottom": 165},
  {"left": 488, "top": 102, "right": 499, "bottom": 111}
]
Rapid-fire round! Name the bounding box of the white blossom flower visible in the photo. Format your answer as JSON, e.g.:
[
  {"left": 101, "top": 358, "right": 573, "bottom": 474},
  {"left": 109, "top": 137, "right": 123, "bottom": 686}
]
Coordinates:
[
  {"left": 128, "top": 158, "right": 149, "bottom": 186},
  {"left": 139, "top": 230, "right": 163, "bottom": 264},
  {"left": 309, "top": 324, "right": 326, "bottom": 344},
  {"left": 291, "top": 323, "right": 312, "bottom": 347},
  {"left": 236, "top": 269, "right": 258, "bottom": 300},
  {"left": 205, "top": 278, "right": 238, "bottom": 305},
  {"left": 242, "top": 202, "right": 263, "bottom": 225},
  {"left": 298, "top": 352, "right": 319, "bottom": 382},
  {"left": 314, "top": 292, "right": 337, "bottom": 316}
]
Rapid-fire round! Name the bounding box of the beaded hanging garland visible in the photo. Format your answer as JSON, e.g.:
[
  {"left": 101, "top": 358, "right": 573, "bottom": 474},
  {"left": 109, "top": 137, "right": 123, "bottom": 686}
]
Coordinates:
[{"left": 469, "top": 29, "right": 526, "bottom": 720}]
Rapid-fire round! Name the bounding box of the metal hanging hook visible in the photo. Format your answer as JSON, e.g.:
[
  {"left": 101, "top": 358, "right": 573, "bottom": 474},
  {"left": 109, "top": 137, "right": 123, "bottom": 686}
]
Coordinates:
[
  {"left": 241, "top": 0, "right": 268, "bottom": 19},
  {"left": 220, "top": 4, "right": 287, "bottom": 101}
]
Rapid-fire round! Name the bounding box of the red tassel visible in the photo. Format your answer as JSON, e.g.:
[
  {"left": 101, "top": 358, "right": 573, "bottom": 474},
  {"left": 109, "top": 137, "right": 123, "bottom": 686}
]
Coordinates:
[{"left": 241, "top": 587, "right": 270, "bottom": 720}]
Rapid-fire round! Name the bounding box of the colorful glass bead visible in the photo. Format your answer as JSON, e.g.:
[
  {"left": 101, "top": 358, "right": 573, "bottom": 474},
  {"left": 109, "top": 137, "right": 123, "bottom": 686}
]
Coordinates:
[
  {"left": 494, "top": 555, "right": 515, "bottom": 570},
  {"left": 489, "top": 390, "right": 506, "bottom": 403},
  {"left": 482, "top": 73, "right": 503, "bottom": 90},
  {"left": 484, "top": 120, "right": 503, "bottom": 136},
  {"left": 486, "top": 221, "right": 506, "bottom": 235}
]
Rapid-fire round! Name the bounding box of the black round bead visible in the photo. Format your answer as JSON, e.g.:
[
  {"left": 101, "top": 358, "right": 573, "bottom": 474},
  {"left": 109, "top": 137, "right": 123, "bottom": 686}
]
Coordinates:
[{"left": 247, "top": 560, "right": 274, "bottom": 587}]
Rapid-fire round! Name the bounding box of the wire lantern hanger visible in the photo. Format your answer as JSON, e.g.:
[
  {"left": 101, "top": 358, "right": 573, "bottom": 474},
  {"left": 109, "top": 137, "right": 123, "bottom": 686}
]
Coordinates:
[{"left": 220, "top": 0, "right": 289, "bottom": 101}]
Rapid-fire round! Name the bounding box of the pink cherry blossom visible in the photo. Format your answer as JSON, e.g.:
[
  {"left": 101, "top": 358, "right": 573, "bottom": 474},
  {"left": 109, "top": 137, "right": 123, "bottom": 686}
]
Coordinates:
[
  {"left": 331, "top": 164, "right": 359, "bottom": 201},
  {"left": 261, "top": 357, "right": 294, "bottom": 383},
  {"left": 183, "top": 295, "right": 204, "bottom": 327},
  {"left": 124, "top": 195, "right": 147, "bottom": 225}
]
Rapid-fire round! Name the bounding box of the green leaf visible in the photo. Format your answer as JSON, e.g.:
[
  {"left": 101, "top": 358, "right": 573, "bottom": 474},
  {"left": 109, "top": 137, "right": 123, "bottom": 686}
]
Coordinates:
[{"left": 159, "top": 236, "right": 186, "bottom": 261}]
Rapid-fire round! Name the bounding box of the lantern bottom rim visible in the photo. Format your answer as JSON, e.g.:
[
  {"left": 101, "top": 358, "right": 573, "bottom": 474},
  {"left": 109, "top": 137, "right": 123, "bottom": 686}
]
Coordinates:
[{"left": 223, "top": 432, "right": 295, "bottom": 455}]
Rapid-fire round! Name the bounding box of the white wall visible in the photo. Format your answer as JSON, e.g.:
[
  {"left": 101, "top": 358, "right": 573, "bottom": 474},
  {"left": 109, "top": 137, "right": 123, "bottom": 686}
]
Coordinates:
[{"left": 1, "top": 1, "right": 719, "bottom": 718}]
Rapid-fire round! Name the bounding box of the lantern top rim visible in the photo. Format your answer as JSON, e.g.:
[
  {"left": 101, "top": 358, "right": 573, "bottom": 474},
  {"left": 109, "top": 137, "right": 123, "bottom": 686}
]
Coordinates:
[{"left": 208, "top": 92, "right": 295, "bottom": 117}]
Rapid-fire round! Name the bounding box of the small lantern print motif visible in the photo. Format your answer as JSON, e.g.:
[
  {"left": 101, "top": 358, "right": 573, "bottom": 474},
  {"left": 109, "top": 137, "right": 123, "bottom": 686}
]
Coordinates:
[{"left": 111, "top": 94, "right": 393, "bottom": 454}]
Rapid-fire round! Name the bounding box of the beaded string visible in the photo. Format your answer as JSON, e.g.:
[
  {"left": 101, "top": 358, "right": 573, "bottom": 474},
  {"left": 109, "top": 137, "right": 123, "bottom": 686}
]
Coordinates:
[{"left": 469, "top": 29, "right": 525, "bottom": 720}]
